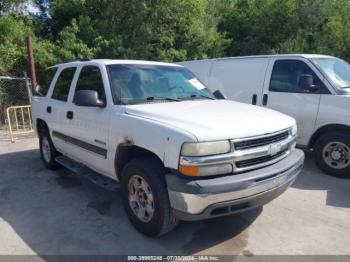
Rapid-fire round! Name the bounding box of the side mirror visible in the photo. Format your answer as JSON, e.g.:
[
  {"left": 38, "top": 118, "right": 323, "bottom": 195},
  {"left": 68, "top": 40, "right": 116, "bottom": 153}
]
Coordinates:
[
  {"left": 74, "top": 90, "right": 105, "bottom": 107},
  {"left": 213, "top": 90, "right": 227, "bottom": 100},
  {"left": 299, "top": 74, "right": 318, "bottom": 92}
]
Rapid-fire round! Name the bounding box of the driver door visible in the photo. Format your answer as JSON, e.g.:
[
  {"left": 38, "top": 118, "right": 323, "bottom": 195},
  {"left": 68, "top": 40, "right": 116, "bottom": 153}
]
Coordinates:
[{"left": 262, "top": 58, "right": 330, "bottom": 146}]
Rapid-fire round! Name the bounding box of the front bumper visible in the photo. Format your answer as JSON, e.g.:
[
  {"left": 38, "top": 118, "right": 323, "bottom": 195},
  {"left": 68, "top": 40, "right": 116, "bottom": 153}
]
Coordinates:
[{"left": 166, "top": 149, "right": 304, "bottom": 221}]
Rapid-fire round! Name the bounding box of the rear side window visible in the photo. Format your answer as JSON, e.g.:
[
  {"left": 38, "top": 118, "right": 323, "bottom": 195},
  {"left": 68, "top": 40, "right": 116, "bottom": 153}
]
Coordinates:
[
  {"left": 74, "top": 66, "right": 106, "bottom": 102},
  {"left": 51, "top": 67, "right": 76, "bottom": 101},
  {"left": 269, "top": 60, "right": 326, "bottom": 94},
  {"left": 35, "top": 67, "right": 57, "bottom": 96}
]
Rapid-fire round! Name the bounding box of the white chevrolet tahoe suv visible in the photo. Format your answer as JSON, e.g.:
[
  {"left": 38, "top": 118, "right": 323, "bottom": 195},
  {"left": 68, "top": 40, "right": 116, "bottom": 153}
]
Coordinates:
[{"left": 32, "top": 59, "right": 304, "bottom": 236}]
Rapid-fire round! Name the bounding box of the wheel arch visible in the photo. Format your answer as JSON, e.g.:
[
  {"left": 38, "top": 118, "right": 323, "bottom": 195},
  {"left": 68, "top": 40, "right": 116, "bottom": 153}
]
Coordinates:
[
  {"left": 309, "top": 124, "right": 350, "bottom": 148},
  {"left": 115, "top": 144, "right": 166, "bottom": 180},
  {"left": 36, "top": 118, "right": 49, "bottom": 135}
]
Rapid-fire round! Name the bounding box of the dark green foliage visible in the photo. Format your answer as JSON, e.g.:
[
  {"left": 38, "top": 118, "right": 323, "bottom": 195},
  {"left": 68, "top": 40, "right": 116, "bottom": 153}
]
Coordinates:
[
  {"left": 218, "top": 0, "right": 350, "bottom": 62},
  {"left": 1, "top": 0, "right": 350, "bottom": 77}
]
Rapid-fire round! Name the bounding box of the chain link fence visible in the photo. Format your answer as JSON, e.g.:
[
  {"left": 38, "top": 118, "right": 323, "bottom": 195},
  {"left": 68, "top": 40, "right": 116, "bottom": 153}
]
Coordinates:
[{"left": 0, "top": 75, "right": 33, "bottom": 141}]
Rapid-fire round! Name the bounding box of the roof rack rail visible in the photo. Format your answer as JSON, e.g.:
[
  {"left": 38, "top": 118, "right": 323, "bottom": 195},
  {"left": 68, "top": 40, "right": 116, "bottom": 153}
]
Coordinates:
[{"left": 61, "top": 58, "right": 92, "bottom": 64}]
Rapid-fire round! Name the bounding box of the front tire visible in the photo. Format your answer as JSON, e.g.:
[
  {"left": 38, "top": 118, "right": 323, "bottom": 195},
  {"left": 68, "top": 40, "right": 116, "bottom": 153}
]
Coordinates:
[
  {"left": 314, "top": 132, "right": 350, "bottom": 178},
  {"left": 39, "top": 129, "right": 61, "bottom": 170},
  {"left": 120, "top": 156, "right": 178, "bottom": 237}
]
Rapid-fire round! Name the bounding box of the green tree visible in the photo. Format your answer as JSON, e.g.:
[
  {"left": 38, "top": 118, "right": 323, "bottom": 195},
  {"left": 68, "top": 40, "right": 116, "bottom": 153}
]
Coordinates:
[
  {"left": 317, "top": 0, "right": 350, "bottom": 60},
  {"left": 0, "top": 0, "right": 26, "bottom": 15},
  {"left": 2, "top": 0, "right": 350, "bottom": 78},
  {"left": 47, "top": 0, "right": 228, "bottom": 61},
  {"left": 218, "top": 0, "right": 299, "bottom": 56},
  {"left": 0, "top": 15, "right": 33, "bottom": 75}
]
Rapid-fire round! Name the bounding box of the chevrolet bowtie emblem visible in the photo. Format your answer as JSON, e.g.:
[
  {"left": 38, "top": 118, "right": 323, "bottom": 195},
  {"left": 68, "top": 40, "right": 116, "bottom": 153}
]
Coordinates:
[{"left": 268, "top": 144, "right": 282, "bottom": 155}]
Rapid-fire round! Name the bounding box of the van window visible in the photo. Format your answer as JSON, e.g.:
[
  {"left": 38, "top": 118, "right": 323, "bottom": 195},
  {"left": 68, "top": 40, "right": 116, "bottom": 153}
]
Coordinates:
[
  {"left": 311, "top": 57, "right": 350, "bottom": 90},
  {"left": 51, "top": 67, "right": 76, "bottom": 101},
  {"left": 74, "top": 66, "right": 106, "bottom": 103},
  {"left": 36, "top": 67, "right": 57, "bottom": 96},
  {"left": 270, "top": 60, "right": 327, "bottom": 94}
]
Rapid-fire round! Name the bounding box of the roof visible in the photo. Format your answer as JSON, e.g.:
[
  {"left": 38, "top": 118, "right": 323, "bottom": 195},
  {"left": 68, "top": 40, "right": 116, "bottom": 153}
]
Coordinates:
[
  {"left": 180, "top": 54, "right": 336, "bottom": 63},
  {"left": 52, "top": 59, "right": 182, "bottom": 68}
]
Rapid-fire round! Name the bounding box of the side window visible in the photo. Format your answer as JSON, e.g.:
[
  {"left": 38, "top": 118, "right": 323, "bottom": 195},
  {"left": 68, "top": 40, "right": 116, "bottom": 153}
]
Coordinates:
[
  {"left": 35, "top": 67, "right": 57, "bottom": 96},
  {"left": 269, "top": 60, "right": 326, "bottom": 94},
  {"left": 74, "top": 66, "right": 106, "bottom": 102},
  {"left": 51, "top": 67, "right": 76, "bottom": 101}
]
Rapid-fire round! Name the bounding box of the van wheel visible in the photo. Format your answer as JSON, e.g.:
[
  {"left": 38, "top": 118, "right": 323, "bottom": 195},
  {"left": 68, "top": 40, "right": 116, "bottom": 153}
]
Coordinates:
[
  {"left": 120, "top": 157, "right": 179, "bottom": 237},
  {"left": 39, "top": 129, "right": 61, "bottom": 170},
  {"left": 314, "top": 132, "right": 350, "bottom": 178}
]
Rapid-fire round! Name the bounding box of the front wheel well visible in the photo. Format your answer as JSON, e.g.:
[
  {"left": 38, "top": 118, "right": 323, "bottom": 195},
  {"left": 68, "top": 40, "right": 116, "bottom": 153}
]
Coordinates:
[
  {"left": 115, "top": 145, "right": 166, "bottom": 180},
  {"left": 36, "top": 118, "right": 49, "bottom": 135},
  {"left": 308, "top": 124, "right": 350, "bottom": 148}
]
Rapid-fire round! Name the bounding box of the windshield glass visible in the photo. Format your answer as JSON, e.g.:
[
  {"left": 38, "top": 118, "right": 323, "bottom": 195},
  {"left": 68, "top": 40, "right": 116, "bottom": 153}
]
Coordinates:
[
  {"left": 311, "top": 57, "right": 350, "bottom": 90},
  {"left": 107, "top": 64, "right": 215, "bottom": 105}
]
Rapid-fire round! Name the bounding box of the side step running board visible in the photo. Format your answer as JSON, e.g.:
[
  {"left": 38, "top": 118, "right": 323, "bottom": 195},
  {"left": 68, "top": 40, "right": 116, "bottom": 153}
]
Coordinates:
[{"left": 55, "top": 156, "right": 120, "bottom": 191}]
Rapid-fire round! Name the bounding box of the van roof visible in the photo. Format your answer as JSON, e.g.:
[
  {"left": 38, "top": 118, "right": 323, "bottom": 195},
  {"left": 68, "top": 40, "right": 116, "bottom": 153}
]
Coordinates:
[
  {"left": 50, "top": 59, "right": 182, "bottom": 68},
  {"left": 180, "top": 54, "right": 336, "bottom": 63}
]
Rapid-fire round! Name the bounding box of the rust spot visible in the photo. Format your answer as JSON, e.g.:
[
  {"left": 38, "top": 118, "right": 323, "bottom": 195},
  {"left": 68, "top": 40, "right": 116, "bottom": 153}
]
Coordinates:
[{"left": 121, "top": 137, "right": 134, "bottom": 146}]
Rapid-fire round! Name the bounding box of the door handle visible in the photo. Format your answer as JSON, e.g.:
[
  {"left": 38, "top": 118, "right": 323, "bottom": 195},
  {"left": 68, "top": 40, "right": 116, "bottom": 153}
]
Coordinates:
[
  {"left": 252, "top": 94, "right": 257, "bottom": 105},
  {"left": 262, "top": 94, "right": 268, "bottom": 106},
  {"left": 66, "top": 111, "right": 74, "bottom": 120},
  {"left": 46, "top": 106, "right": 52, "bottom": 113}
]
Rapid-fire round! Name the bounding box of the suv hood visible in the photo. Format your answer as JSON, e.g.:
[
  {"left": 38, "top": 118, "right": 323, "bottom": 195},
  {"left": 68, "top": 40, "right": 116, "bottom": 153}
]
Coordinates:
[{"left": 125, "top": 100, "right": 295, "bottom": 141}]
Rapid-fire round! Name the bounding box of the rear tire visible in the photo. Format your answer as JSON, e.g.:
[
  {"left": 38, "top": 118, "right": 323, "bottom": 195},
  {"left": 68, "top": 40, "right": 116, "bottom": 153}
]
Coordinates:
[
  {"left": 39, "top": 128, "right": 61, "bottom": 170},
  {"left": 120, "top": 156, "right": 179, "bottom": 237},
  {"left": 314, "top": 132, "right": 350, "bottom": 178}
]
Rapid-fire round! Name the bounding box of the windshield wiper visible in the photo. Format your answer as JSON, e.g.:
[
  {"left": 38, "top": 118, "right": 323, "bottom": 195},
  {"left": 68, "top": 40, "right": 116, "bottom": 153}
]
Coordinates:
[
  {"left": 181, "top": 94, "right": 215, "bottom": 100},
  {"left": 146, "top": 96, "right": 180, "bottom": 102}
]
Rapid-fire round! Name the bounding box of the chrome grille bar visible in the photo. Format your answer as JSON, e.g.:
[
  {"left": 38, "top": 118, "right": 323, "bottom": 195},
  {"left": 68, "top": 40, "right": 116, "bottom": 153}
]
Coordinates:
[{"left": 233, "top": 130, "right": 289, "bottom": 150}]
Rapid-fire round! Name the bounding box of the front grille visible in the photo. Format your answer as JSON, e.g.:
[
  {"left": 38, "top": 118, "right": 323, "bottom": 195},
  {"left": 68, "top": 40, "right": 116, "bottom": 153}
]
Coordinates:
[
  {"left": 234, "top": 131, "right": 289, "bottom": 150},
  {"left": 235, "top": 150, "right": 287, "bottom": 169}
]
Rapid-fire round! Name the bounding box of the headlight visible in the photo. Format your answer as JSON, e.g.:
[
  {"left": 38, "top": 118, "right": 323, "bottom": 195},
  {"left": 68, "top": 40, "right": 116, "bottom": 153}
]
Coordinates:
[
  {"left": 181, "top": 140, "right": 231, "bottom": 157},
  {"left": 180, "top": 140, "right": 232, "bottom": 176},
  {"left": 291, "top": 123, "right": 297, "bottom": 137}
]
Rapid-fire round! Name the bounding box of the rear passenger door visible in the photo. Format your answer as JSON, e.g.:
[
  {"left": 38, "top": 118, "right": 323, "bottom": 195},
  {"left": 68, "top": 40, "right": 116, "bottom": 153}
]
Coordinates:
[
  {"left": 262, "top": 58, "right": 330, "bottom": 146},
  {"left": 64, "top": 65, "right": 111, "bottom": 176},
  {"left": 48, "top": 66, "right": 77, "bottom": 153}
]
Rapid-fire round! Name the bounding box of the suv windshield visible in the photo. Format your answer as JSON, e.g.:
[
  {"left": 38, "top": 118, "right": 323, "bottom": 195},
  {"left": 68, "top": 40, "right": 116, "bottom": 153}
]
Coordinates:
[
  {"left": 107, "top": 64, "right": 215, "bottom": 105},
  {"left": 311, "top": 57, "right": 350, "bottom": 90}
]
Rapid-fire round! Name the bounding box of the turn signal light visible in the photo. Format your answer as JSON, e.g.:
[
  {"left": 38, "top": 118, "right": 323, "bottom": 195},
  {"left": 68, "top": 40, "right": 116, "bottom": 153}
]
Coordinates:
[{"left": 179, "top": 165, "right": 200, "bottom": 176}]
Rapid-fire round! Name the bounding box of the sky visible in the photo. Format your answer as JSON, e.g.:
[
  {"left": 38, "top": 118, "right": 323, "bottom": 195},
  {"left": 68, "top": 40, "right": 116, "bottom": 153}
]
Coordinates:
[{"left": 25, "top": 1, "right": 39, "bottom": 14}]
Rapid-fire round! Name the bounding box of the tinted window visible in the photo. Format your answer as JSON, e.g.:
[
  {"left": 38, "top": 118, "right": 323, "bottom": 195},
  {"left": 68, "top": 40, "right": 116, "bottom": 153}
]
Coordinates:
[
  {"left": 51, "top": 67, "right": 76, "bottom": 101},
  {"left": 270, "top": 60, "right": 326, "bottom": 94},
  {"left": 36, "top": 67, "right": 57, "bottom": 96},
  {"left": 74, "top": 66, "right": 106, "bottom": 102}
]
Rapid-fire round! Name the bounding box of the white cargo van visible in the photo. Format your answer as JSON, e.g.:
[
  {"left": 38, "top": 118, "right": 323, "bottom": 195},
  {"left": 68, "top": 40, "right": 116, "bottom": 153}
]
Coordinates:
[{"left": 179, "top": 54, "right": 350, "bottom": 178}]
